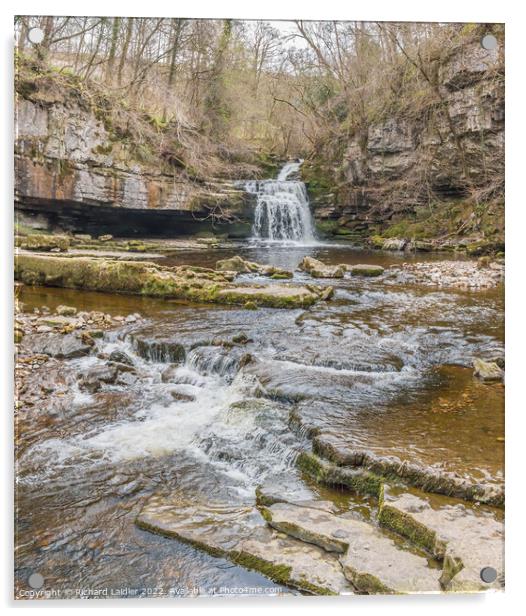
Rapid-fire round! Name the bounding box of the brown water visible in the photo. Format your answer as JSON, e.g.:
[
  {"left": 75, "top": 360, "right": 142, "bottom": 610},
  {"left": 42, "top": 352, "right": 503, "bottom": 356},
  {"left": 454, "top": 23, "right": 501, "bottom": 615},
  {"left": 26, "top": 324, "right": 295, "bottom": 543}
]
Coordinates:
[{"left": 15, "top": 243, "right": 504, "bottom": 598}]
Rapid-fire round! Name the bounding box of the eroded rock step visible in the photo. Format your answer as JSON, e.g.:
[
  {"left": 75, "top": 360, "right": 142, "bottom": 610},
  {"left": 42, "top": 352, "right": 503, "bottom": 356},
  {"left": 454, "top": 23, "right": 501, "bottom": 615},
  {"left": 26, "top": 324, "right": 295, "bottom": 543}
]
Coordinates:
[
  {"left": 261, "top": 502, "right": 441, "bottom": 594},
  {"left": 379, "top": 485, "right": 504, "bottom": 591},
  {"left": 136, "top": 494, "right": 354, "bottom": 595},
  {"left": 310, "top": 433, "right": 504, "bottom": 506}
]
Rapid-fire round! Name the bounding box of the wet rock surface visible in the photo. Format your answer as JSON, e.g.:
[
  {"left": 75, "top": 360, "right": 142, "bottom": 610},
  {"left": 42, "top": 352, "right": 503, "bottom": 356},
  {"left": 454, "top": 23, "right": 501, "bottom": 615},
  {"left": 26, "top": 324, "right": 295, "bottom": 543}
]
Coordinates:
[
  {"left": 379, "top": 486, "right": 504, "bottom": 591},
  {"left": 299, "top": 256, "right": 345, "bottom": 279},
  {"left": 137, "top": 494, "right": 353, "bottom": 595}
]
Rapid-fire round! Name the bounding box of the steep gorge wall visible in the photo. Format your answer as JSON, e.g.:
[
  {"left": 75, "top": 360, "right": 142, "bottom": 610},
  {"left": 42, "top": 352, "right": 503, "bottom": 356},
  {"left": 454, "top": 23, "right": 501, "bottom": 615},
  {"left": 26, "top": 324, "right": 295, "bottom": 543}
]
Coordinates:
[{"left": 305, "top": 40, "right": 504, "bottom": 244}]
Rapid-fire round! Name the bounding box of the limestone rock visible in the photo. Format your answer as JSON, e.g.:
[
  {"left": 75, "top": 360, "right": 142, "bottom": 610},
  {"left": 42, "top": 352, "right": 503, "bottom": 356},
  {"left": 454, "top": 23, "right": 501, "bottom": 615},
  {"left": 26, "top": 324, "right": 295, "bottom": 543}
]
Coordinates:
[
  {"left": 382, "top": 238, "right": 407, "bottom": 251},
  {"left": 378, "top": 486, "right": 504, "bottom": 592},
  {"left": 256, "top": 473, "right": 336, "bottom": 513},
  {"left": 55, "top": 305, "right": 77, "bottom": 316},
  {"left": 299, "top": 256, "right": 345, "bottom": 279},
  {"left": 473, "top": 358, "right": 504, "bottom": 382},
  {"left": 29, "top": 332, "right": 92, "bottom": 359},
  {"left": 349, "top": 264, "right": 384, "bottom": 277},
  {"left": 136, "top": 494, "right": 353, "bottom": 595},
  {"left": 15, "top": 255, "right": 319, "bottom": 310},
  {"left": 19, "top": 234, "right": 70, "bottom": 252},
  {"left": 261, "top": 502, "right": 440, "bottom": 594}
]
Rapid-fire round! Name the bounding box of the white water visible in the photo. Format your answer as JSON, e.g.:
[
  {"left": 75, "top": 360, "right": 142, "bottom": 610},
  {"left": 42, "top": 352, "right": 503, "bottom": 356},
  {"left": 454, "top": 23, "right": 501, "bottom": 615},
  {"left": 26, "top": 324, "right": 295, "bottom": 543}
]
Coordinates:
[{"left": 242, "top": 160, "right": 317, "bottom": 244}]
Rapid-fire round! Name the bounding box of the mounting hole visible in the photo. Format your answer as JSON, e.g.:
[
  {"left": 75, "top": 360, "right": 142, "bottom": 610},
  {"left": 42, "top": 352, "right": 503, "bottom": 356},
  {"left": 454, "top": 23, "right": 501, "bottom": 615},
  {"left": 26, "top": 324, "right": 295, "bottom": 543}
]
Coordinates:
[
  {"left": 28, "top": 572, "right": 44, "bottom": 589},
  {"left": 27, "top": 27, "right": 44, "bottom": 45},
  {"left": 481, "top": 34, "right": 497, "bottom": 51},
  {"left": 480, "top": 566, "right": 497, "bottom": 583}
]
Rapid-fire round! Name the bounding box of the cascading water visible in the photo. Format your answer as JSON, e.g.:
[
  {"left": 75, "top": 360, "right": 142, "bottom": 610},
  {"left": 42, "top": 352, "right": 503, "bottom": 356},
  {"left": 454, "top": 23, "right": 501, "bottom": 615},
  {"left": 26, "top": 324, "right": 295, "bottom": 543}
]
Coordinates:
[{"left": 242, "top": 160, "right": 317, "bottom": 244}]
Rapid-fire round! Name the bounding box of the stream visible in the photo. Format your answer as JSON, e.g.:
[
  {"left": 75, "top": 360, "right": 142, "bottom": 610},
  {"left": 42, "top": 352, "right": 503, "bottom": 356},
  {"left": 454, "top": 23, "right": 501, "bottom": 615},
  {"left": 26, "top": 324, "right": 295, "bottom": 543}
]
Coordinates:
[{"left": 15, "top": 242, "right": 504, "bottom": 598}]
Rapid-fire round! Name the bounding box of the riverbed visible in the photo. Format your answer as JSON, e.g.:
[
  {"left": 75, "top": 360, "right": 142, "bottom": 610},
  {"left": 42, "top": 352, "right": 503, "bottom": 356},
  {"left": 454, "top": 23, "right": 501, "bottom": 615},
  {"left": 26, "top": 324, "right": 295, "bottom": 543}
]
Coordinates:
[{"left": 14, "top": 243, "right": 504, "bottom": 597}]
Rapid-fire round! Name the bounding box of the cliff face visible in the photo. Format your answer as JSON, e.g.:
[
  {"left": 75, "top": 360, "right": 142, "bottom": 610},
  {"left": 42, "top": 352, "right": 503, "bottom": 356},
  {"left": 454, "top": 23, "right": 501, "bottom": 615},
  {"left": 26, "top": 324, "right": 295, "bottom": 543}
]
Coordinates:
[
  {"left": 15, "top": 69, "right": 254, "bottom": 237},
  {"left": 305, "top": 40, "right": 504, "bottom": 244}
]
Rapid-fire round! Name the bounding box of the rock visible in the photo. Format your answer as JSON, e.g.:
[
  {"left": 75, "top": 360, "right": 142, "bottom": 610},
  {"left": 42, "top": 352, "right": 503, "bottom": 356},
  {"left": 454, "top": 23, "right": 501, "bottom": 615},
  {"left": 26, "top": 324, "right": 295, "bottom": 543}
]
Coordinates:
[
  {"left": 14, "top": 326, "right": 24, "bottom": 344},
  {"left": 55, "top": 304, "right": 77, "bottom": 316},
  {"left": 98, "top": 234, "right": 113, "bottom": 242},
  {"left": 74, "top": 234, "right": 92, "bottom": 242},
  {"left": 136, "top": 494, "right": 353, "bottom": 595},
  {"left": 79, "top": 363, "right": 119, "bottom": 392},
  {"left": 19, "top": 234, "right": 70, "bottom": 252},
  {"left": 244, "top": 301, "right": 257, "bottom": 310},
  {"left": 311, "top": 433, "right": 504, "bottom": 506},
  {"left": 169, "top": 388, "right": 195, "bottom": 402},
  {"left": 299, "top": 256, "right": 345, "bottom": 279},
  {"left": 216, "top": 256, "right": 293, "bottom": 279},
  {"left": 108, "top": 350, "right": 134, "bottom": 366},
  {"left": 29, "top": 332, "right": 93, "bottom": 359},
  {"left": 349, "top": 264, "right": 384, "bottom": 277},
  {"left": 320, "top": 286, "right": 334, "bottom": 301},
  {"left": 378, "top": 486, "right": 504, "bottom": 591},
  {"left": 36, "top": 325, "right": 53, "bottom": 333},
  {"left": 216, "top": 255, "right": 254, "bottom": 273},
  {"left": 256, "top": 473, "right": 336, "bottom": 513},
  {"left": 15, "top": 255, "right": 322, "bottom": 310},
  {"left": 125, "top": 314, "right": 137, "bottom": 323},
  {"left": 382, "top": 238, "right": 407, "bottom": 251},
  {"left": 473, "top": 358, "right": 504, "bottom": 382},
  {"left": 232, "top": 333, "right": 251, "bottom": 344},
  {"left": 132, "top": 336, "right": 185, "bottom": 363},
  {"left": 37, "top": 315, "right": 80, "bottom": 329},
  {"left": 261, "top": 502, "right": 441, "bottom": 593}
]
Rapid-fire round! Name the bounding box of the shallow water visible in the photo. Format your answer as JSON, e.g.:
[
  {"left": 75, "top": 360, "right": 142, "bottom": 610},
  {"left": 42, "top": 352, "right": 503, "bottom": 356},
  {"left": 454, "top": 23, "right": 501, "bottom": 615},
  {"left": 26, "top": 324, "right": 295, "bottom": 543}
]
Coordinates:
[{"left": 15, "top": 244, "right": 504, "bottom": 597}]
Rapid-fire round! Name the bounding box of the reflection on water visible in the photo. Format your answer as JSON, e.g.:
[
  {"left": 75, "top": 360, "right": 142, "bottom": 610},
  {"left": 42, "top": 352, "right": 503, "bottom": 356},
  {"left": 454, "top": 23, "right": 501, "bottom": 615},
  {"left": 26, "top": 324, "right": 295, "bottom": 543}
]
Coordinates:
[{"left": 15, "top": 244, "right": 504, "bottom": 597}]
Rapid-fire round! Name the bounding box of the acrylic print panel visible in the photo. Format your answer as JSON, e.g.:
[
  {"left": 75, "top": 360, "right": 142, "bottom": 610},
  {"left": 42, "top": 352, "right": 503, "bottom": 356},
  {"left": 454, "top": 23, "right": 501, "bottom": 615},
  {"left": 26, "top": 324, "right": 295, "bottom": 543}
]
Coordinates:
[{"left": 14, "top": 16, "right": 504, "bottom": 599}]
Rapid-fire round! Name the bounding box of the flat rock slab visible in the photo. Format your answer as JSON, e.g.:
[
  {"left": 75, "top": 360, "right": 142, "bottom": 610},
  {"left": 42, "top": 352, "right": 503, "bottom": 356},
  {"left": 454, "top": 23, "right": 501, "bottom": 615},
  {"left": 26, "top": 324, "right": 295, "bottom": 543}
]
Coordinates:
[
  {"left": 262, "top": 502, "right": 441, "bottom": 594},
  {"left": 136, "top": 494, "right": 353, "bottom": 595},
  {"left": 14, "top": 254, "right": 322, "bottom": 309},
  {"left": 312, "top": 433, "right": 504, "bottom": 506},
  {"left": 256, "top": 473, "right": 336, "bottom": 513},
  {"left": 216, "top": 284, "right": 319, "bottom": 308},
  {"left": 379, "top": 486, "right": 504, "bottom": 591},
  {"left": 26, "top": 332, "right": 93, "bottom": 359}
]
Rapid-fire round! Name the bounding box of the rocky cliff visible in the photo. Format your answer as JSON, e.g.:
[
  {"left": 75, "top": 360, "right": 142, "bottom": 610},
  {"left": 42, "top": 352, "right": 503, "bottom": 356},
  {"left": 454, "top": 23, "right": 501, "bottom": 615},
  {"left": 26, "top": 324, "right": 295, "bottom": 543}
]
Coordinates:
[
  {"left": 304, "top": 38, "right": 504, "bottom": 247},
  {"left": 15, "top": 64, "right": 255, "bottom": 237}
]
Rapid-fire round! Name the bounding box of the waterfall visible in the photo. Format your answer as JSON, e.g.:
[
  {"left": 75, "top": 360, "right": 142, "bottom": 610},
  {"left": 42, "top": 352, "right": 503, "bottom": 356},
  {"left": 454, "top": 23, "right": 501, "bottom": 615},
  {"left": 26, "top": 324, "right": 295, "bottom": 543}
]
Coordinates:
[{"left": 241, "top": 160, "right": 317, "bottom": 244}]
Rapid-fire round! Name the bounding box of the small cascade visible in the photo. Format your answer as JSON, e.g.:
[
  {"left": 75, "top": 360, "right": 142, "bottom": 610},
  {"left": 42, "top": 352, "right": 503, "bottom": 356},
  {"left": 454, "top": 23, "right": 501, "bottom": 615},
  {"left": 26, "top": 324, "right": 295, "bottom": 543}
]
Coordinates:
[{"left": 241, "top": 160, "right": 317, "bottom": 244}]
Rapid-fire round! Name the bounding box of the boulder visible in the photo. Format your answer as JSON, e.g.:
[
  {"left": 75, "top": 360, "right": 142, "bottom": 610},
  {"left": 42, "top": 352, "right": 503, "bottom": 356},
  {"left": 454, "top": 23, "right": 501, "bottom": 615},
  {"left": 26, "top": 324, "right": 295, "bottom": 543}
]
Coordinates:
[
  {"left": 55, "top": 304, "right": 77, "bottom": 316},
  {"left": 349, "top": 264, "right": 384, "bottom": 277},
  {"left": 473, "top": 358, "right": 504, "bottom": 382},
  {"left": 98, "top": 234, "right": 113, "bottom": 242},
  {"left": 79, "top": 363, "right": 119, "bottom": 393},
  {"left": 29, "top": 332, "right": 93, "bottom": 359},
  {"left": 298, "top": 256, "right": 345, "bottom": 279},
  {"left": 109, "top": 350, "right": 135, "bottom": 366},
  {"left": 382, "top": 238, "right": 407, "bottom": 251}
]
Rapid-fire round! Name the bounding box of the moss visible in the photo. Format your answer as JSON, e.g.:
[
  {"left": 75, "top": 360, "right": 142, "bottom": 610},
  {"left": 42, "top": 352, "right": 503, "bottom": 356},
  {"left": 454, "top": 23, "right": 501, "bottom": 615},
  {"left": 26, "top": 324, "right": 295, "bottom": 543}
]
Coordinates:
[
  {"left": 19, "top": 234, "right": 70, "bottom": 252},
  {"left": 315, "top": 220, "right": 339, "bottom": 236},
  {"left": 369, "top": 235, "right": 385, "bottom": 249},
  {"left": 378, "top": 504, "right": 441, "bottom": 558},
  {"left": 297, "top": 451, "right": 383, "bottom": 498}
]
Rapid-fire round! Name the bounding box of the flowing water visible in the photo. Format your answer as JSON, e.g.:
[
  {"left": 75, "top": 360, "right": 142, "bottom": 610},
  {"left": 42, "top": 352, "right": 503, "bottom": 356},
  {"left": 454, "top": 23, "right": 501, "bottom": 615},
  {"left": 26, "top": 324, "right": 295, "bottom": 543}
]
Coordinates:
[
  {"left": 15, "top": 244, "right": 504, "bottom": 598},
  {"left": 242, "top": 160, "right": 317, "bottom": 244}
]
